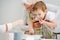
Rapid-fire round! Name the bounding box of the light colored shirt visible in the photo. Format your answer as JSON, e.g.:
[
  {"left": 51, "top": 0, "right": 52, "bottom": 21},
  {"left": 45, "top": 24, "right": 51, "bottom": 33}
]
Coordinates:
[{"left": 46, "top": 11, "right": 55, "bottom": 21}]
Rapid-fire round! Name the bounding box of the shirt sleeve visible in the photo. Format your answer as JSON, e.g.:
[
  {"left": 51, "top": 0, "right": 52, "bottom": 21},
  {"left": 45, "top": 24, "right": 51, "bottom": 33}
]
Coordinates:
[
  {"left": 46, "top": 11, "right": 56, "bottom": 21},
  {"left": 0, "top": 24, "right": 6, "bottom": 32},
  {"left": 0, "top": 23, "right": 13, "bottom": 32}
]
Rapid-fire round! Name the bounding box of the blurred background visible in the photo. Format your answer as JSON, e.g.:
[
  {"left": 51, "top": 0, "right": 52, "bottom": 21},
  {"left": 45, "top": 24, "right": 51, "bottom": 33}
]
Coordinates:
[{"left": 0, "top": 0, "right": 60, "bottom": 40}]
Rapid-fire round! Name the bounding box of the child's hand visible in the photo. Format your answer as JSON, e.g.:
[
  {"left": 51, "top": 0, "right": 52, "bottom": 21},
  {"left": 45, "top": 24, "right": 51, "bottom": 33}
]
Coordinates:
[
  {"left": 38, "top": 17, "right": 43, "bottom": 24},
  {"left": 29, "top": 29, "right": 34, "bottom": 35}
]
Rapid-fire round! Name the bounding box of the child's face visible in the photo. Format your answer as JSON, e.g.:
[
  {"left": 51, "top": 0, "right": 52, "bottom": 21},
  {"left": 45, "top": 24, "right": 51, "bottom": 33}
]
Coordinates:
[{"left": 32, "top": 9, "right": 46, "bottom": 20}]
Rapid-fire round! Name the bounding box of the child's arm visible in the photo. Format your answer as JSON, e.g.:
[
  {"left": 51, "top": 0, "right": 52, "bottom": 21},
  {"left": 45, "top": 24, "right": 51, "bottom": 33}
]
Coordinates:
[
  {"left": 0, "top": 19, "right": 24, "bottom": 32},
  {"left": 7, "top": 20, "right": 24, "bottom": 32},
  {"left": 29, "top": 20, "right": 34, "bottom": 35},
  {"left": 12, "top": 20, "right": 24, "bottom": 27},
  {"left": 39, "top": 19, "right": 57, "bottom": 29}
]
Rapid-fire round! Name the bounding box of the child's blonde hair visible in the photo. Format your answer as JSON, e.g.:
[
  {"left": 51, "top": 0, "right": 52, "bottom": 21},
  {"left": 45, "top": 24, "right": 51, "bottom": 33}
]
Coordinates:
[{"left": 33, "top": 1, "right": 47, "bottom": 12}]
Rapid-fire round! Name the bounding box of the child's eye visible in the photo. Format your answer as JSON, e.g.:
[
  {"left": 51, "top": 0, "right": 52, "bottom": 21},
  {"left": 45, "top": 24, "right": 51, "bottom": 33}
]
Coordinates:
[
  {"left": 38, "top": 13, "right": 41, "bottom": 15},
  {"left": 31, "top": 14, "right": 36, "bottom": 18},
  {"left": 33, "top": 14, "right": 36, "bottom": 16}
]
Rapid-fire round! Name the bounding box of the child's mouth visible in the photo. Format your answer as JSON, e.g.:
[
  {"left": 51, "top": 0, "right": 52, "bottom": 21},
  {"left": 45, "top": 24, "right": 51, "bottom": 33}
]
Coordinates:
[{"left": 34, "top": 21, "right": 39, "bottom": 23}]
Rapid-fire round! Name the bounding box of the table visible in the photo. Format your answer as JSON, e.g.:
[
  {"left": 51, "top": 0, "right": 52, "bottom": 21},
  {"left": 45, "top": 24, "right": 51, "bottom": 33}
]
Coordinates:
[{"left": 21, "top": 34, "right": 57, "bottom": 40}]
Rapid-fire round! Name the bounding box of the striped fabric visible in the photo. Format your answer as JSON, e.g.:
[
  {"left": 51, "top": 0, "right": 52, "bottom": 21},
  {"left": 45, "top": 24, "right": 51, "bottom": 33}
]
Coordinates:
[{"left": 6, "top": 24, "right": 8, "bottom": 32}]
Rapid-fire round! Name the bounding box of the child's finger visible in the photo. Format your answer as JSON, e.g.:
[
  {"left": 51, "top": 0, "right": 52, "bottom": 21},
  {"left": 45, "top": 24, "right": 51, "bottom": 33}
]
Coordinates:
[{"left": 39, "top": 20, "right": 43, "bottom": 24}]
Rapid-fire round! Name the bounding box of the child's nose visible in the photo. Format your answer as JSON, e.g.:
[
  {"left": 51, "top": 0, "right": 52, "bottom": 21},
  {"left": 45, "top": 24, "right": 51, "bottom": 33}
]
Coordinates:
[{"left": 37, "top": 15, "right": 40, "bottom": 18}]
